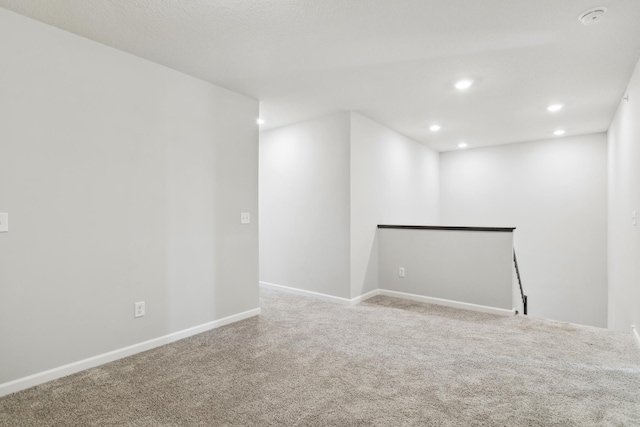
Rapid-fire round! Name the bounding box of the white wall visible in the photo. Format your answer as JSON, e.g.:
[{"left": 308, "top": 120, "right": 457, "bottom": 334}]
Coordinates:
[
  {"left": 350, "top": 113, "right": 439, "bottom": 298},
  {"left": 608, "top": 57, "right": 640, "bottom": 332},
  {"left": 378, "top": 228, "right": 513, "bottom": 309},
  {"left": 259, "top": 113, "right": 352, "bottom": 298},
  {"left": 0, "top": 9, "right": 259, "bottom": 385},
  {"left": 440, "top": 134, "right": 608, "bottom": 327},
  {"left": 260, "top": 112, "right": 440, "bottom": 300}
]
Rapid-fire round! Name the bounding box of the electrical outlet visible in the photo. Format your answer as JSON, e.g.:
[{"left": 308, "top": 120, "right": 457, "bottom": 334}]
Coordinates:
[
  {"left": 240, "top": 212, "right": 251, "bottom": 224},
  {"left": 134, "top": 301, "right": 145, "bottom": 318},
  {"left": 399, "top": 267, "right": 405, "bottom": 278},
  {"left": 633, "top": 211, "right": 637, "bottom": 226}
]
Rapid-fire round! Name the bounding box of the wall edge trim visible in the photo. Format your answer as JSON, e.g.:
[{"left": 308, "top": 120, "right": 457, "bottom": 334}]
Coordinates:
[
  {"left": 632, "top": 325, "right": 640, "bottom": 349},
  {"left": 0, "top": 307, "right": 261, "bottom": 398}
]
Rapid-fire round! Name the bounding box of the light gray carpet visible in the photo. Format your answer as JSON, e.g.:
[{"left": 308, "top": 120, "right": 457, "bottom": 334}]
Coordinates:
[{"left": 1, "top": 287, "right": 639, "bottom": 426}]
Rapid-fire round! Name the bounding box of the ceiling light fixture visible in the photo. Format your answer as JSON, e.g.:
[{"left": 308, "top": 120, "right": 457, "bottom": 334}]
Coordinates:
[
  {"left": 429, "top": 124, "right": 441, "bottom": 132},
  {"left": 547, "top": 104, "right": 563, "bottom": 112},
  {"left": 257, "top": 118, "right": 265, "bottom": 125},
  {"left": 454, "top": 79, "right": 473, "bottom": 90},
  {"left": 554, "top": 130, "right": 566, "bottom": 136},
  {"left": 458, "top": 142, "right": 468, "bottom": 149},
  {"left": 579, "top": 7, "right": 607, "bottom": 26}
]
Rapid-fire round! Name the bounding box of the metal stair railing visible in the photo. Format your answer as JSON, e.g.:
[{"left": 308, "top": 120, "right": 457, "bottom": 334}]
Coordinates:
[{"left": 513, "top": 250, "right": 527, "bottom": 315}]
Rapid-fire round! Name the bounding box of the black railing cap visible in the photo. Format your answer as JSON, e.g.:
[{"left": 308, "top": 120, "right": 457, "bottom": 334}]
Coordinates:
[{"left": 377, "top": 225, "right": 516, "bottom": 232}]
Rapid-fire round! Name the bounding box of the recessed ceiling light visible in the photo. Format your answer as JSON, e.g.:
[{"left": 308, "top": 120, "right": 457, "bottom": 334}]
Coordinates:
[
  {"left": 455, "top": 79, "right": 474, "bottom": 90},
  {"left": 458, "top": 142, "right": 468, "bottom": 149},
  {"left": 257, "top": 118, "right": 265, "bottom": 125},
  {"left": 429, "top": 124, "right": 441, "bottom": 132},
  {"left": 554, "top": 129, "right": 566, "bottom": 136},
  {"left": 547, "top": 104, "right": 563, "bottom": 112}
]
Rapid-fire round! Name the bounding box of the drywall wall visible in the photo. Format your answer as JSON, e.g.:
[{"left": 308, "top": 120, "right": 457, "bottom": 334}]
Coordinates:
[
  {"left": 0, "top": 8, "right": 258, "bottom": 385},
  {"left": 608, "top": 57, "right": 640, "bottom": 333},
  {"left": 440, "top": 134, "right": 608, "bottom": 327},
  {"left": 259, "top": 113, "right": 351, "bottom": 298},
  {"left": 260, "top": 112, "right": 440, "bottom": 300},
  {"left": 378, "top": 228, "right": 513, "bottom": 310},
  {"left": 259, "top": 95, "right": 609, "bottom": 327},
  {"left": 350, "top": 113, "right": 439, "bottom": 298}
]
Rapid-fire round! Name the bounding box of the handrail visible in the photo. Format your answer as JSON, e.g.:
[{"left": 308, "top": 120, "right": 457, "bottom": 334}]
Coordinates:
[
  {"left": 513, "top": 250, "right": 527, "bottom": 315},
  {"left": 378, "top": 225, "right": 516, "bottom": 233}
]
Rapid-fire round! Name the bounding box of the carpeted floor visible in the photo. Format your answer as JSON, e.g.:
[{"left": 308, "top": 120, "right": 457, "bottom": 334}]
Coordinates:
[{"left": 1, "top": 287, "right": 639, "bottom": 426}]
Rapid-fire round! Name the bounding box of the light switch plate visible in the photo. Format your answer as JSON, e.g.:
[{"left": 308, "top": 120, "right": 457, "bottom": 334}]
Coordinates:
[{"left": 0, "top": 213, "right": 7, "bottom": 232}]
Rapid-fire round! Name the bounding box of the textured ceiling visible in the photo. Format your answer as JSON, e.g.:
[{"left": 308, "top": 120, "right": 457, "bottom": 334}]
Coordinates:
[{"left": 2, "top": 0, "right": 640, "bottom": 151}]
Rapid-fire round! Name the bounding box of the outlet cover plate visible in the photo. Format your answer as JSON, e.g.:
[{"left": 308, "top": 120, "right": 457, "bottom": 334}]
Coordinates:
[{"left": 134, "top": 301, "right": 145, "bottom": 318}]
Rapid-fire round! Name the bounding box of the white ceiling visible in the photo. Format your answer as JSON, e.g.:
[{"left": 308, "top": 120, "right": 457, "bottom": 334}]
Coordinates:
[{"left": 2, "top": 0, "right": 640, "bottom": 151}]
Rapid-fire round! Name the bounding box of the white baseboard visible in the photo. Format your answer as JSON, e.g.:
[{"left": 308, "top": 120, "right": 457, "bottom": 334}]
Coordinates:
[
  {"left": 259, "top": 281, "right": 513, "bottom": 316},
  {"left": 377, "top": 289, "right": 516, "bottom": 317},
  {"left": 351, "top": 289, "right": 380, "bottom": 304},
  {"left": 632, "top": 325, "right": 640, "bottom": 349},
  {"left": 259, "top": 282, "right": 379, "bottom": 306},
  {"left": 0, "top": 307, "right": 261, "bottom": 398},
  {"left": 260, "top": 281, "right": 352, "bottom": 305}
]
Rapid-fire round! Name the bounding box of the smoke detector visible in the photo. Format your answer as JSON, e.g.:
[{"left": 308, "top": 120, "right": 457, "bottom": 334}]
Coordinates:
[{"left": 579, "top": 7, "right": 607, "bottom": 25}]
